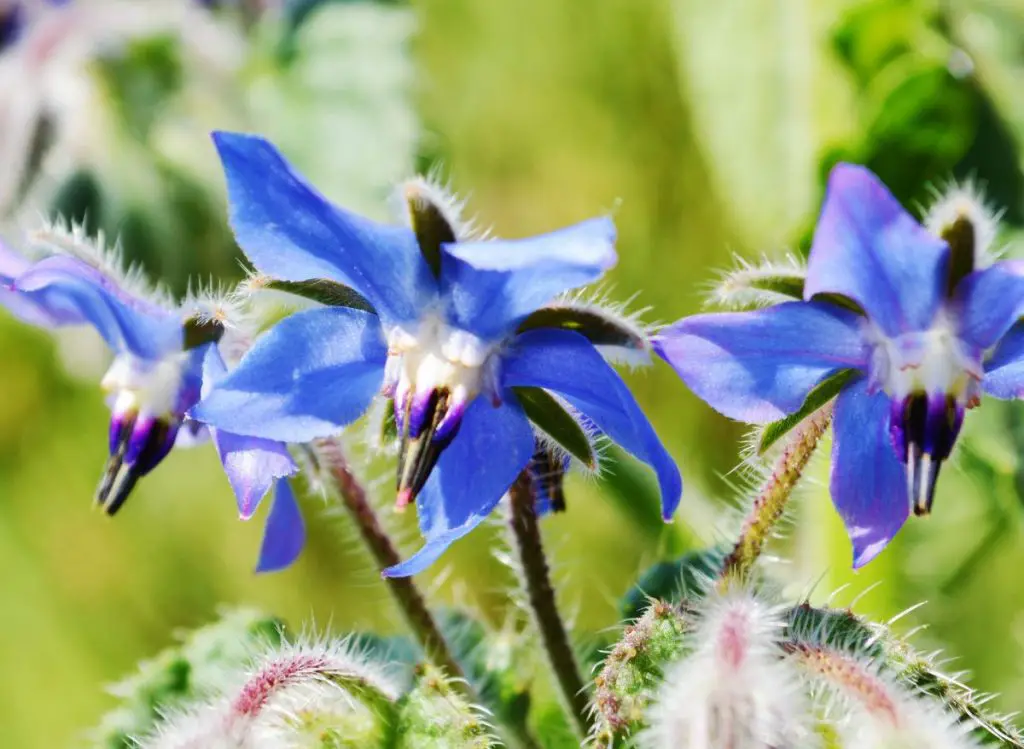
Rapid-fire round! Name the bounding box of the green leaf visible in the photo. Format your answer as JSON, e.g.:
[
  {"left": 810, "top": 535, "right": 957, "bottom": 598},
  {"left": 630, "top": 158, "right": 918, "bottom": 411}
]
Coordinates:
[
  {"left": 620, "top": 546, "right": 727, "bottom": 620},
  {"left": 250, "top": 1, "right": 417, "bottom": 222},
  {"left": 757, "top": 369, "right": 855, "bottom": 455},
  {"left": 670, "top": 0, "right": 859, "bottom": 250},
  {"left": 264, "top": 278, "right": 376, "bottom": 313},
  {"left": 517, "top": 305, "right": 647, "bottom": 353},
  {"left": 512, "top": 386, "right": 595, "bottom": 468}
]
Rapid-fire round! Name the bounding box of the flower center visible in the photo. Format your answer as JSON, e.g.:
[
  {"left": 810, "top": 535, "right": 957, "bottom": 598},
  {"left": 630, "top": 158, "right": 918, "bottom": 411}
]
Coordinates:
[
  {"left": 867, "top": 321, "right": 981, "bottom": 515},
  {"left": 96, "top": 353, "right": 194, "bottom": 515},
  {"left": 385, "top": 316, "right": 496, "bottom": 508}
]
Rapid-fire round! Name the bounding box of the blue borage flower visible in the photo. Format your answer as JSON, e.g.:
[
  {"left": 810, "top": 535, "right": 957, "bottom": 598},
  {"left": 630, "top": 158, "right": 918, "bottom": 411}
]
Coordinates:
[
  {"left": 0, "top": 228, "right": 302, "bottom": 572},
  {"left": 192, "top": 131, "right": 682, "bottom": 577},
  {"left": 655, "top": 163, "right": 1024, "bottom": 567}
]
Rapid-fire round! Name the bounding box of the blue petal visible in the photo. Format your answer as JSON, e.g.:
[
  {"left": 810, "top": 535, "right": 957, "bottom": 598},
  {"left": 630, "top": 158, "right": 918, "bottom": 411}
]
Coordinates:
[
  {"left": 982, "top": 321, "right": 1024, "bottom": 399},
  {"left": 654, "top": 301, "right": 868, "bottom": 424},
  {"left": 806, "top": 163, "right": 949, "bottom": 337},
  {"left": 202, "top": 347, "right": 298, "bottom": 518},
  {"left": 957, "top": 259, "right": 1024, "bottom": 351},
  {"left": 255, "top": 480, "right": 305, "bottom": 573},
  {"left": 212, "top": 131, "right": 435, "bottom": 325},
  {"left": 191, "top": 307, "right": 388, "bottom": 443},
  {"left": 831, "top": 377, "right": 908, "bottom": 568},
  {"left": 503, "top": 328, "right": 683, "bottom": 520},
  {"left": 439, "top": 217, "right": 616, "bottom": 341},
  {"left": 12, "top": 255, "right": 180, "bottom": 359},
  {"left": 383, "top": 398, "right": 535, "bottom": 577},
  {"left": 0, "top": 243, "right": 73, "bottom": 326},
  {"left": 0, "top": 240, "right": 30, "bottom": 280}
]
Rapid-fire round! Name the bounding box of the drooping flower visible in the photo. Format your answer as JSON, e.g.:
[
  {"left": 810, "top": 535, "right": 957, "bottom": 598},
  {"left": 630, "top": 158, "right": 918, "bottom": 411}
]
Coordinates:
[
  {"left": 0, "top": 229, "right": 301, "bottom": 572},
  {"left": 192, "top": 131, "right": 682, "bottom": 577},
  {"left": 655, "top": 163, "right": 1024, "bottom": 567}
]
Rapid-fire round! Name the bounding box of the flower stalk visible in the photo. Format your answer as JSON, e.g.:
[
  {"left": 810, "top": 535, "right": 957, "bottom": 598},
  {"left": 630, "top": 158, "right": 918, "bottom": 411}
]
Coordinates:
[
  {"left": 314, "top": 438, "right": 469, "bottom": 690},
  {"left": 507, "top": 471, "right": 592, "bottom": 740},
  {"left": 719, "top": 404, "right": 833, "bottom": 584}
]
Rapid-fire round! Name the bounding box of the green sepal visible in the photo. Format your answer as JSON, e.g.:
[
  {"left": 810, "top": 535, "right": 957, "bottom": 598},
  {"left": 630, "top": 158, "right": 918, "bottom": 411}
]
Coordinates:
[
  {"left": 517, "top": 305, "right": 647, "bottom": 353},
  {"left": 941, "top": 214, "right": 976, "bottom": 294},
  {"left": 404, "top": 187, "right": 456, "bottom": 279},
  {"left": 756, "top": 369, "right": 856, "bottom": 455},
  {"left": 182, "top": 317, "right": 225, "bottom": 350},
  {"left": 731, "top": 271, "right": 805, "bottom": 301},
  {"left": 512, "top": 386, "right": 595, "bottom": 469},
  {"left": 263, "top": 278, "right": 376, "bottom": 313}
]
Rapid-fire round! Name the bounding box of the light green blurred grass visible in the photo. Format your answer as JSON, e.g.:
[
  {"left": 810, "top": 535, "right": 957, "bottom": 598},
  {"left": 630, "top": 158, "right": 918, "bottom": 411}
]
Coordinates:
[{"left": 3, "top": 1, "right": 1024, "bottom": 745}]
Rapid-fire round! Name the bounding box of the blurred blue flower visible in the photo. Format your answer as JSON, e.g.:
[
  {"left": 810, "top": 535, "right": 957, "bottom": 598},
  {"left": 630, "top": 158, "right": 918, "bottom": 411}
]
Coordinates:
[
  {"left": 0, "top": 238, "right": 301, "bottom": 572},
  {"left": 656, "top": 163, "right": 1024, "bottom": 567},
  {"left": 193, "top": 131, "right": 682, "bottom": 577}
]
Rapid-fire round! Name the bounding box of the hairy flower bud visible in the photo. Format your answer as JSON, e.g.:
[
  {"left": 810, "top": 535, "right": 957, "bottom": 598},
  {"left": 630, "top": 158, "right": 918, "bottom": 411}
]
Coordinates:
[{"left": 639, "top": 589, "right": 812, "bottom": 749}]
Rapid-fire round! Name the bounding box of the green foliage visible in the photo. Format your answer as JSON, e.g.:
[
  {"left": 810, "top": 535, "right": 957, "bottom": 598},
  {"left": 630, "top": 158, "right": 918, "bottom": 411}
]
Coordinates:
[
  {"left": 91, "top": 609, "right": 284, "bottom": 747},
  {"left": 620, "top": 547, "right": 726, "bottom": 621},
  {"left": 391, "top": 665, "right": 495, "bottom": 748}
]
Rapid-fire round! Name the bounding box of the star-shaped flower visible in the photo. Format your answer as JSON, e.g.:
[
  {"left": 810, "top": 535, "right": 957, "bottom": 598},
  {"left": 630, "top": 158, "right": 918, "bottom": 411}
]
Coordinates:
[
  {"left": 655, "top": 163, "right": 1024, "bottom": 566},
  {"left": 192, "top": 131, "right": 683, "bottom": 577},
  {"left": 0, "top": 232, "right": 301, "bottom": 572}
]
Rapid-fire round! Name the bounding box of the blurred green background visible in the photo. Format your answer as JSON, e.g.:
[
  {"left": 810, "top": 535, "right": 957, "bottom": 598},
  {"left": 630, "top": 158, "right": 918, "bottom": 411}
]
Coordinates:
[{"left": 3, "top": 0, "right": 1024, "bottom": 744}]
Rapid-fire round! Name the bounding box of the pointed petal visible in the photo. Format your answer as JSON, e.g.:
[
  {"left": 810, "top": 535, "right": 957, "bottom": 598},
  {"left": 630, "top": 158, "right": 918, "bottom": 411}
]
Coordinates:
[
  {"left": 956, "top": 259, "right": 1024, "bottom": 351},
  {"left": 439, "top": 216, "right": 616, "bottom": 341},
  {"left": 503, "top": 328, "right": 683, "bottom": 520},
  {"left": 654, "top": 301, "right": 867, "bottom": 424},
  {"left": 212, "top": 131, "right": 435, "bottom": 325},
  {"left": 255, "top": 480, "right": 305, "bottom": 573},
  {"left": 191, "top": 307, "right": 387, "bottom": 443},
  {"left": 383, "top": 398, "right": 534, "bottom": 578},
  {"left": 982, "top": 321, "right": 1024, "bottom": 399},
  {"left": 806, "top": 163, "right": 949, "bottom": 337},
  {"left": 201, "top": 347, "right": 297, "bottom": 517},
  {"left": 11, "top": 255, "right": 180, "bottom": 359},
  {"left": 832, "top": 378, "right": 908, "bottom": 568},
  {"left": 216, "top": 430, "right": 298, "bottom": 519}
]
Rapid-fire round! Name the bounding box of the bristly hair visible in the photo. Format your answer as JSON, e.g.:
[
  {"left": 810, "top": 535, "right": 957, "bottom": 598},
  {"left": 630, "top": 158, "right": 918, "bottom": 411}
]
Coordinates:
[
  {"left": 639, "top": 587, "right": 815, "bottom": 749},
  {"left": 551, "top": 285, "right": 656, "bottom": 368},
  {"left": 138, "top": 630, "right": 401, "bottom": 749},
  {"left": 793, "top": 642, "right": 982, "bottom": 749},
  {"left": 29, "top": 216, "right": 175, "bottom": 308},
  {"left": 923, "top": 176, "right": 1005, "bottom": 266},
  {"left": 394, "top": 173, "right": 490, "bottom": 242},
  {"left": 706, "top": 252, "right": 807, "bottom": 311},
  {"left": 179, "top": 279, "right": 260, "bottom": 365}
]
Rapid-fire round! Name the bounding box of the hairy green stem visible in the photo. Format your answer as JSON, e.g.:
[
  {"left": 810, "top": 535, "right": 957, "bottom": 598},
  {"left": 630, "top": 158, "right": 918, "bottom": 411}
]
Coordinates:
[
  {"left": 508, "top": 472, "right": 592, "bottom": 740},
  {"left": 720, "top": 405, "right": 832, "bottom": 584},
  {"left": 315, "top": 439, "right": 469, "bottom": 688}
]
